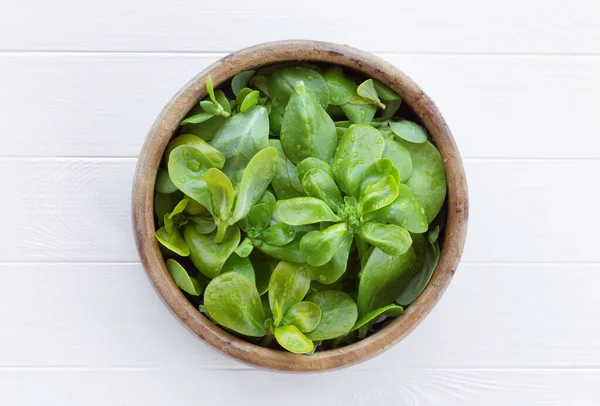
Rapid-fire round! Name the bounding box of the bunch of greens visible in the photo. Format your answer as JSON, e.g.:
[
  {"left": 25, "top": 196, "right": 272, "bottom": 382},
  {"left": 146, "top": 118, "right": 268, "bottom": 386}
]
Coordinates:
[{"left": 154, "top": 64, "right": 446, "bottom": 354}]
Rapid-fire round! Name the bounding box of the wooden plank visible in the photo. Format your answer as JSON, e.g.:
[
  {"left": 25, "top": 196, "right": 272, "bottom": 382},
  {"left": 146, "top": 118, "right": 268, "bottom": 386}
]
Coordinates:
[
  {"left": 0, "top": 158, "right": 597, "bottom": 262},
  {"left": 2, "top": 53, "right": 600, "bottom": 158},
  {"left": 0, "top": 263, "right": 598, "bottom": 369},
  {"left": 1, "top": 0, "right": 599, "bottom": 54},
  {"left": 1, "top": 368, "right": 599, "bottom": 405}
]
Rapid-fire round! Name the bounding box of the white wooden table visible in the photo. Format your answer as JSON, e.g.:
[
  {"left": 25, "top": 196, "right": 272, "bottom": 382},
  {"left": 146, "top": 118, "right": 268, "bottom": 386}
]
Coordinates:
[{"left": 1, "top": 1, "right": 599, "bottom": 404}]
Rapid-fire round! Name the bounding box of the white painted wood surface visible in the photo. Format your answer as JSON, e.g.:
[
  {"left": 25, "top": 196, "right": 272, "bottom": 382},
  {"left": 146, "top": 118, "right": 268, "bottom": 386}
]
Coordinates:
[{"left": 1, "top": 1, "right": 599, "bottom": 404}]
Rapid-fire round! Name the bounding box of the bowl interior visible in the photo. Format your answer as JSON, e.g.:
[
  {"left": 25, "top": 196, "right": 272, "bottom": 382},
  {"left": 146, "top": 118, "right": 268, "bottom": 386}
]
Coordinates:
[{"left": 132, "top": 40, "right": 468, "bottom": 372}]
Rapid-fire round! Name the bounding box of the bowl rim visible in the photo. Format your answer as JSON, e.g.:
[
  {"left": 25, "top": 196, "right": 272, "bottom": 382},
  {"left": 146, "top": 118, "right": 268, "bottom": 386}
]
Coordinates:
[{"left": 132, "top": 40, "right": 468, "bottom": 372}]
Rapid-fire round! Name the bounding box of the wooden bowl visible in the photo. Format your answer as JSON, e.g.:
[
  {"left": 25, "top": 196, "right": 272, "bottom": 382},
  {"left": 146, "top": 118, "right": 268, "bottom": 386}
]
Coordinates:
[{"left": 132, "top": 40, "right": 468, "bottom": 372}]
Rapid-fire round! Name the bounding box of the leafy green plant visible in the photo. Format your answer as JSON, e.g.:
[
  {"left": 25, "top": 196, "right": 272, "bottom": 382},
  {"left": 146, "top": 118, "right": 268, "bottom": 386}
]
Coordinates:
[{"left": 154, "top": 63, "right": 449, "bottom": 354}]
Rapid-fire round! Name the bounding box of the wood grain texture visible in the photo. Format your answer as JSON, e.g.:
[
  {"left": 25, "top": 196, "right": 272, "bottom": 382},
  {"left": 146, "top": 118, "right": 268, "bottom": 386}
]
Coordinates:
[
  {"left": 2, "top": 53, "right": 600, "bottom": 158},
  {"left": 0, "top": 263, "right": 598, "bottom": 369},
  {"left": 0, "top": 158, "right": 596, "bottom": 263},
  {"left": 1, "top": 368, "right": 599, "bottom": 405},
  {"left": 1, "top": 0, "right": 599, "bottom": 54}
]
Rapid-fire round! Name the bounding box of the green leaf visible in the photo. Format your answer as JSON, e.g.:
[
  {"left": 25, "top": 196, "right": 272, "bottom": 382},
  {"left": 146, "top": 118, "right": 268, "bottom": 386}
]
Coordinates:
[
  {"left": 361, "top": 158, "right": 401, "bottom": 191},
  {"left": 296, "top": 157, "right": 334, "bottom": 182},
  {"left": 332, "top": 124, "right": 385, "bottom": 198},
  {"left": 358, "top": 222, "right": 412, "bottom": 256},
  {"left": 221, "top": 253, "right": 255, "bottom": 285},
  {"left": 308, "top": 233, "right": 353, "bottom": 284},
  {"left": 402, "top": 140, "right": 447, "bottom": 222},
  {"left": 183, "top": 223, "right": 240, "bottom": 278},
  {"left": 300, "top": 222, "right": 349, "bottom": 267},
  {"left": 268, "top": 107, "right": 283, "bottom": 136},
  {"left": 274, "top": 325, "right": 314, "bottom": 354},
  {"left": 358, "top": 175, "right": 399, "bottom": 215},
  {"left": 268, "top": 66, "right": 330, "bottom": 115},
  {"left": 357, "top": 246, "right": 421, "bottom": 319},
  {"left": 397, "top": 239, "right": 440, "bottom": 306},
  {"left": 262, "top": 223, "right": 296, "bottom": 246},
  {"left": 180, "top": 112, "right": 215, "bottom": 125},
  {"left": 155, "top": 168, "right": 178, "bottom": 194},
  {"left": 231, "top": 70, "right": 256, "bottom": 96},
  {"left": 275, "top": 197, "right": 341, "bottom": 225},
  {"left": 352, "top": 304, "right": 403, "bottom": 337},
  {"left": 205, "top": 75, "right": 217, "bottom": 104},
  {"left": 323, "top": 66, "right": 355, "bottom": 105},
  {"left": 230, "top": 147, "right": 279, "bottom": 224},
  {"left": 379, "top": 99, "right": 402, "bottom": 121},
  {"left": 240, "top": 90, "right": 260, "bottom": 112},
  {"left": 166, "top": 259, "right": 203, "bottom": 295},
  {"left": 204, "top": 272, "right": 266, "bottom": 337},
  {"left": 341, "top": 103, "right": 377, "bottom": 124},
  {"left": 155, "top": 226, "right": 189, "bottom": 257},
  {"left": 205, "top": 168, "right": 234, "bottom": 222},
  {"left": 257, "top": 233, "right": 306, "bottom": 264},
  {"left": 429, "top": 225, "right": 441, "bottom": 244},
  {"left": 268, "top": 262, "right": 311, "bottom": 326},
  {"left": 179, "top": 90, "right": 231, "bottom": 142},
  {"left": 366, "top": 184, "right": 428, "bottom": 233},
  {"left": 209, "top": 105, "right": 269, "bottom": 177},
  {"left": 254, "top": 260, "right": 275, "bottom": 296},
  {"left": 281, "top": 301, "right": 322, "bottom": 333},
  {"left": 244, "top": 203, "right": 273, "bottom": 232},
  {"left": 189, "top": 215, "right": 216, "bottom": 234},
  {"left": 280, "top": 81, "right": 337, "bottom": 164},
  {"left": 200, "top": 100, "right": 229, "bottom": 117},
  {"left": 380, "top": 129, "right": 412, "bottom": 182},
  {"left": 373, "top": 80, "right": 401, "bottom": 101},
  {"left": 269, "top": 139, "right": 304, "bottom": 200},
  {"left": 235, "top": 237, "right": 255, "bottom": 258},
  {"left": 168, "top": 145, "right": 218, "bottom": 213},
  {"left": 305, "top": 291, "right": 358, "bottom": 341},
  {"left": 357, "top": 79, "right": 386, "bottom": 109},
  {"left": 390, "top": 120, "right": 428, "bottom": 144},
  {"left": 154, "top": 192, "right": 182, "bottom": 226},
  {"left": 250, "top": 75, "right": 269, "bottom": 95},
  {"left": 301, "top": 168, "right": 343, "bottom": 212}
]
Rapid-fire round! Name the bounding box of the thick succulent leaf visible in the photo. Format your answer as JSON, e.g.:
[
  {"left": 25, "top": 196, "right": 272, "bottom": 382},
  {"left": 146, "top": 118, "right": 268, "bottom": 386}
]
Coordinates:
[
  {"left": 274, "top": 325, "right": 314, "bottom": 354},
  {"left": 357, "top": 79, "right": 386, "bottom": 109},
  {"left": 269, "top": 139, "right": 304, "bottom": 200},
  {"left": 397, "top": 238, "right": 440, "bottom": 306},
  {"left": 275, "top": 197, "right": 340, "bottom": 225},
  {"left": 390, "top": 120, "right": 428, "bottom": 144},
  {"left": 168, "top": 145, "right": 217, "bottom": 213},
  {"left": 381, "top": 130, "right": 412, "bottom": 182},
  {"left": 166, "top": 259, "right": 203, "bottom": 296},
  {"left": 244, "top": 203, "right": 273, "bottom": 232},
  {"left": 341, "top": 103, "right": 377, "bottom": 124},
  {"left": 366, "top": 184, "right": 428, "bottom": 233},
  {"left": 281, "top": 301, "right": 322, "bottom": 333},
  {"left": 296, "top": 157, "right": 333, "bottom": 182},
  {"left": 308, "top": 233, "right": 353, "bottom": 284},
  {"left": 231, "top": 70, "right": 256, "bottom": 96},
  {"left": 154, "top": 192, "right": 181, "bottom": 226},
  {"left": 305, "top": 291, "right": 358, "bottom": 341},
  {"left": 301, "top": 168, "right": 343, "bottom": 212},
  {"left": 300, "top": 222, "right": 349, "bottom": 267},
  {"left": 268, "top": 107, "right": 283, "bottom": 136},
  {"left": 235, "top": 237, "right": 255, "bottom": 258},
  {"left": 353, "top": 304, "right": 404, "bottom": 338},
  {"left": 230, "top": 147, "right": 279, "bottom": 224},
  {"left": 268, "top": 262, "right": 311, "bottom": 326},
  {"left": 189, "top": 216, "right": 216, "bottom": 234},
  {"left": 209, "top": 105, "right": 269, "bottom": 177},
  {"left": 357, "top": 246, "right": 421, "bottom": 318},
  {"left": 183, "top": 224, "right": 240, "bottom": 279},
  {"left": 257, "top": 233, "right": 306, "bottom": 264},
  {"left": 180, "top": 112, "right": 214, "bottom": 125},
  {"left": 358, "top": 222, "right": 412, "bottom": 256},
  {"left": 358, "top": 175, "right": 399, "bottom": 215},
  {"left": 280, "top": 81, "right": 337, "bottom": 164},
  {"left": 155, "top": 169, "right": 178, "bottom": 194},
  {"left": 323, "top": 66, "right": 355, "bottom": 105},
  {"left": 253, "top": 260, "right": 275, "bottom": 296},
  {"left": 205, "top": 168, "right": 234, "bottom": 221},
  {"left": 402, "top": 140, "right": 447, "bottom": 223},
  {"left": 155, "top": 226, "right": 189, "bottom": 257},
  {"left": 178, "top": 90, "right": 231, "bottom": 141},
  {"left": 261, "top": 223, "right": 296, "bottom": 247},
  {"left": 332, "top": 124, "right": 385, "bottom": 198},
  {"left": 240, "top": 90, "right": 260, "bottom": 112},
  {"left": 185, "top": 198, "right": 207, "bottom": 215},
  {"left": 221, "top": 253, "right": 255, "bottom": 285},
  {"left": 268, "top": 66, "right": 330, "bottom": 115},
  {"left": 373, "top": 80, "right": 401, "bottom": 101},
  {"left": 360, "top": 158, "right": 401, "bottom": 192},
  {"left": 204, "top": 272, "right": 266, "bottom": 337},
  {"left": 379, "top": 98, "right": 403, "bottom": 121}
]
